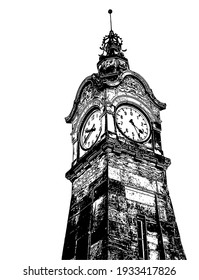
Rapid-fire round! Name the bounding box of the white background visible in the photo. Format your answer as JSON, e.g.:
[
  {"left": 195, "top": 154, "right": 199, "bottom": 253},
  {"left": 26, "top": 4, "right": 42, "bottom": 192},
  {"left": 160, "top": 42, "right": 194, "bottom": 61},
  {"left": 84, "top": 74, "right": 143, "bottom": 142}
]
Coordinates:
[{"left": 1, "top": 0, "right": 198, "bottom": 279}]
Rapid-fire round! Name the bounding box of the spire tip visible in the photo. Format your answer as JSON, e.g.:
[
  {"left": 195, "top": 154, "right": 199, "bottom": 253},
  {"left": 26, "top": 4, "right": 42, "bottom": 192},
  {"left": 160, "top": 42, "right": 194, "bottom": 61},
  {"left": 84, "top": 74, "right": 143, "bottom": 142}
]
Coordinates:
[{"left": 108, "top": 9, "right": 113, "bottom": 31}]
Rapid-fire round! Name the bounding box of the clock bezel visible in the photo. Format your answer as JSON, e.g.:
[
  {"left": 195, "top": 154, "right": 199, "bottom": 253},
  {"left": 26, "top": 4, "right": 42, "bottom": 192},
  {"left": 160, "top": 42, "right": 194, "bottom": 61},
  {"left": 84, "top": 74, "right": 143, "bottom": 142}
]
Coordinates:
[
  {"left": 115, "top": 103, "right": 151, "bottom": 143},
  {"left": 80, "top": 107, "right": 102, "bottom": 151}
]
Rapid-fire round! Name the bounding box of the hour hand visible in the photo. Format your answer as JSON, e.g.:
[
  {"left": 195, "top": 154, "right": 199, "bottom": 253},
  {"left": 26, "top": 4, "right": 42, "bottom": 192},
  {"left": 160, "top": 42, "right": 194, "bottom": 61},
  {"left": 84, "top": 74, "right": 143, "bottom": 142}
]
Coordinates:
[
  {"left": 85, "top": 127, "right": 96, "bottom": 133},
  {"left": 84, "top": 124, "right": 95, "bottom": 144},
  {"left": 85, "top": 124, "right": 96, "bottom": 133}
]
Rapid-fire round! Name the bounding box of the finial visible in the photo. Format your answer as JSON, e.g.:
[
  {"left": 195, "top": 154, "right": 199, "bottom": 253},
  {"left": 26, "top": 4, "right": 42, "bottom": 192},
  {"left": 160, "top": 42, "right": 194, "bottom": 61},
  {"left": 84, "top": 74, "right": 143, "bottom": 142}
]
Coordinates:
[
  {"left": 99, "top": 10, "right": 127, "bottom": 60},
  {"left": 108, "top": 9, "right": 113, "bottom": 31}
]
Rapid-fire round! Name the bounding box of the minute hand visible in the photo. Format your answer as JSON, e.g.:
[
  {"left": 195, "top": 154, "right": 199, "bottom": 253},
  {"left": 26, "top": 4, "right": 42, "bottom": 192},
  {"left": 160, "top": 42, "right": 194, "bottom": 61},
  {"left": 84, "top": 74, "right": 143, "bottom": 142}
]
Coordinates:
[{"left": 129, "top": 119, "right": 143, "bottom": 135}]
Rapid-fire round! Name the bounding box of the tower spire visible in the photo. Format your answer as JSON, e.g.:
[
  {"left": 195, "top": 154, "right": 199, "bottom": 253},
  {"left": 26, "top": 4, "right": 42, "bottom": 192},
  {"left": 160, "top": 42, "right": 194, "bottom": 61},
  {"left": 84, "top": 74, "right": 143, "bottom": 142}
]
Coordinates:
[
  {"left": 99, "top": 10, "right": 126, "bottom": 60},
  {"left": 108, "top": 9, "right": 113, "bottom": 31},
  {"left": 96, "top": 10, "right": 129, "bottom": 78}
]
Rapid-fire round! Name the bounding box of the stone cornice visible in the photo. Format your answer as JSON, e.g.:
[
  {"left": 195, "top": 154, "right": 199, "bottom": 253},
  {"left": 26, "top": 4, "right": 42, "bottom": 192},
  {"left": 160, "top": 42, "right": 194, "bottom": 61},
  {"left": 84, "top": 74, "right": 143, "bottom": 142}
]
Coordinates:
[{"left": 65, "top": 137, "right": 171, "bottom": 182}]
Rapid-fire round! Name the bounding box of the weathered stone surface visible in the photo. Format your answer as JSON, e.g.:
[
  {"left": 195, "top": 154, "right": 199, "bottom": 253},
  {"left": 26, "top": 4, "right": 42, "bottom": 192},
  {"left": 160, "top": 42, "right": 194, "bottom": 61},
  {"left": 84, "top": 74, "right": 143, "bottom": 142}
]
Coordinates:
[
  {"left": 90, "top": 240, "right": 103, "bottom": 260},
  {"left": 73, "top": 155, "right": 107, "bottom": 199},
  {"left": 92, "top": 195, "right": 106, "bottom": 233},
  {"left": 63, "top": 147, "right": 186, "bottom": 260}
]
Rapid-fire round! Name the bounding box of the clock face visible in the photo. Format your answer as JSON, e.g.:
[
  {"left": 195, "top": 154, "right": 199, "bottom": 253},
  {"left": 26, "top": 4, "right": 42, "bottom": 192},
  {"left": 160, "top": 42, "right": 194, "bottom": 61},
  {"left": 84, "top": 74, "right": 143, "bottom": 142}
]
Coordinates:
[
  {"left": 80, "top": 109, "right": 102, "bottom": 150},
  {"left": 115, "top": 104, "right": 150, "bottom": 142}
]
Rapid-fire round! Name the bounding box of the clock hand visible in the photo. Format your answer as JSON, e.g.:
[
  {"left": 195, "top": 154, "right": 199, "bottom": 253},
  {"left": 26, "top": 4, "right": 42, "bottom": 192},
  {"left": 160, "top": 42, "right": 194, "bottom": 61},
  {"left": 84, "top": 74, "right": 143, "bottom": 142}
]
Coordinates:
[
  {"left": 85, "top": 124, "right": 96, "bottom": 133},
  {"left": 129, "top": 119, "right": 144, "bottom": 139},
  {"left": 85, "top": 127, "right": 96, "bottom": 133},
  {"left": 84, "top": 124, "right": 96, "bottom": 144},
  {"left": 84, "top": 131, "right": 92, "bottom": 144},
  {"left": 129, "top": 119, "right": 144, "bottom": 134}
]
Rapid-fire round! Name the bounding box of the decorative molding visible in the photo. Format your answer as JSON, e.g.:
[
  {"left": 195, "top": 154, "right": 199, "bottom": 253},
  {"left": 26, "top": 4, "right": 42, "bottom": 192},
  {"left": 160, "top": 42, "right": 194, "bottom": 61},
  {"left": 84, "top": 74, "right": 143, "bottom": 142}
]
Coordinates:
[
  {"left": 65, "top": 69, "right": 166, "bottom": 124},
  {"left": 66, "top": 137, "right": 171, "bottom": 182}
]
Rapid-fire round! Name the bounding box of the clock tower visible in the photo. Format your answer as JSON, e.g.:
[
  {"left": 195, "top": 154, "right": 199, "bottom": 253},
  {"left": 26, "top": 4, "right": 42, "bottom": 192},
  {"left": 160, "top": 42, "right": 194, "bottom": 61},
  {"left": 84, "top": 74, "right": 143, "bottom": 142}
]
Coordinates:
[{"left": 62, "top": 11, "right": 186, "bottom": 260}]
